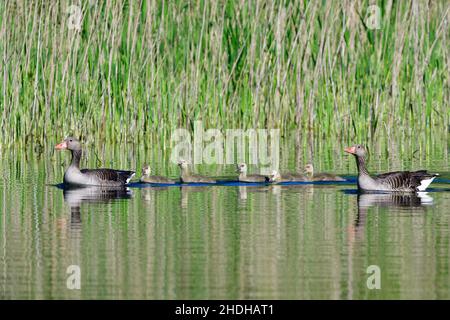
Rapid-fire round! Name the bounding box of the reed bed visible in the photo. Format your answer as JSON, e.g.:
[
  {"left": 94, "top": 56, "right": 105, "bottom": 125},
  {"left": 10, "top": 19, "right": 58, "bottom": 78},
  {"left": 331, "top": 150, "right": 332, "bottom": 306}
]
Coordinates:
[{"left": 0, "top": 0, "right": 448, "bottom": 155}]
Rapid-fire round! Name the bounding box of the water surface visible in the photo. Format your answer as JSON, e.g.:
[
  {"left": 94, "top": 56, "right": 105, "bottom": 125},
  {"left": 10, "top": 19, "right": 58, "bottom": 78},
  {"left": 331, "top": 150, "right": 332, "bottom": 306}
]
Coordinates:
[{"left": 0, "top": 147, "right": 449, "bottom": 299}]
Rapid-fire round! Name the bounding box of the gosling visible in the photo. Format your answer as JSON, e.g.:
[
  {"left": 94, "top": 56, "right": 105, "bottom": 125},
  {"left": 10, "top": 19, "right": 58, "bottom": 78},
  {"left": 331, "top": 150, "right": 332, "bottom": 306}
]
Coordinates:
[
  {"left": 178, "top": 159, "right": 216, "bottom": 183},
  {"left": 140, "top": 164, "right": 176, "bottom": 184}
]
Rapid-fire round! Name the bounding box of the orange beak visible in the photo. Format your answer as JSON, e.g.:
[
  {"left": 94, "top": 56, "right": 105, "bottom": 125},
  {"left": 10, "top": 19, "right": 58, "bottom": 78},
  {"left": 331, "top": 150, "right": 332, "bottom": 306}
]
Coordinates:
[
  {"left": 344, "top": 146, "right": 356, "bottom": 154},
  {"left": 55, "top": 141, "right": 67, "bottom": 150}
]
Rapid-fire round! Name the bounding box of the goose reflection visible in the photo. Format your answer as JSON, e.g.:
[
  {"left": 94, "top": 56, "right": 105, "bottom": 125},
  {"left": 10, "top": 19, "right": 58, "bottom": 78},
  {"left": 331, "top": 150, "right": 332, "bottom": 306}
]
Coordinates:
[
  {"left": 180, "top": 186, "right": 207, "bottom": 209},
  {"left": 61, "top": 185, "right": 133, "bottom": 229},
  {"left": 141, "top": 186, "right": 170, "bottom": 202},
  {"left": 358, "top": 192, "right": 433, "bottom": 208},
  {"left": 351, "top": 192, "right": 433, "bottom": 240},
  {"left": 238, "top": 185, "right": 270, "bottom": 201}
]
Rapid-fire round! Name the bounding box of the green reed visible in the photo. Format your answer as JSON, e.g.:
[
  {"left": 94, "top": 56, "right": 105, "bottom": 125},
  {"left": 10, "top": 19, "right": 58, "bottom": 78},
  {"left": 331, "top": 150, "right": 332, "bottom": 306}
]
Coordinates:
[{"left": 0, "top": 0, "right": 448, "bottom": 156}]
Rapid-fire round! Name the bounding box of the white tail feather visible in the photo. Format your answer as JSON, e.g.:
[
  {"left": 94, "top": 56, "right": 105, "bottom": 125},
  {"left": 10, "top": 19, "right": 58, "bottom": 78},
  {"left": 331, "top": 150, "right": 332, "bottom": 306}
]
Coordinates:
[
  {"left": 126, "top": 173, "right": 135, "bottom": 184},
  {"left": 417, "top": 177, "right": 435, "bottom": 191}
]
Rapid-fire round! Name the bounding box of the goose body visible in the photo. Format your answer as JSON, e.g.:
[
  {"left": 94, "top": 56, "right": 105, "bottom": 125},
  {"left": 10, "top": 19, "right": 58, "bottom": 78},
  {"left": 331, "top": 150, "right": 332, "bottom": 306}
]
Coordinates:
[
  {"left": 56, "top": 137, "right": 135, "bottom": 187},
  {"left": 304, "top": 164, "right": 346, "bottom": 181},
  {"left": 345, "top": 145, "right": 438, "bottom": 192},
  {"left": 237, "top": 163, "right": 269, "bottom": 183},
  {"left": 141, "top": 175, "right": 176, "bottom": 184},
  {"left": 269, "top": 170, "right": 308, "bottom": 183},
  {"left": 140, "top": 165, "right": 176, "bottom": 184},
  {"left": 178, "top": 160, "right": 216, "bottom": 183}
]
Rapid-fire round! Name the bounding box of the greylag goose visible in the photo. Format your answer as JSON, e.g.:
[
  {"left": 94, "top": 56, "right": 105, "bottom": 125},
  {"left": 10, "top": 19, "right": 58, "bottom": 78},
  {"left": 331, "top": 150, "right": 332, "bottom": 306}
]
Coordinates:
[
  {"left": 237, "top": 163, "right": 268, "bottom": 183},
  {"left": 304, "top": 164, "right": 346, "bottom": 181},
  {"left": 344, "top": 144, "right": 438, "bottom": 192},
  {"left": 55, "top": 137, "right": 135, "bottom": 186},
  {"left": 177, "top": 159, "right": 216, "bottom": 183},
  {"left": 140, "top": 164, "right": 176, "bottom": 184},
  {"left": 268, "top": 170, "right": 308, "bottom": 183}
]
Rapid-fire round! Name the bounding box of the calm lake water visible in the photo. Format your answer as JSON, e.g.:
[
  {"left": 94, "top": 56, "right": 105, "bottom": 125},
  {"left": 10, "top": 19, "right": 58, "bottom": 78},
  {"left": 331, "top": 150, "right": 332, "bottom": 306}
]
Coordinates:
[{"left": 1, "top": 144, "right": 449, "bottom": 299}]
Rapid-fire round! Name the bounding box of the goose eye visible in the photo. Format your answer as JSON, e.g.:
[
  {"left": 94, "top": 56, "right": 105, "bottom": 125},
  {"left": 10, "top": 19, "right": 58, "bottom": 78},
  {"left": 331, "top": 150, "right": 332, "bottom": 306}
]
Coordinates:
[
  {"left": 357, "top": 145, "right": 361, "bottom": 149},
  {"left": 69, "top": 139, "right": 73, "bottom": 142}
]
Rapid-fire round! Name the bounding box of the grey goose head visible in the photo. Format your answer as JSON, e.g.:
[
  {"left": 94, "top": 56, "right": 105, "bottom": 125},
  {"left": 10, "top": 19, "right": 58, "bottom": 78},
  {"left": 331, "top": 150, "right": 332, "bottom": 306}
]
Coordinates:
[
  {"left": 344, "top": 144, "right": 367, "bottom": 158},
  {"left": 55, "top": 137, "right": 82, "bottom": 151}
]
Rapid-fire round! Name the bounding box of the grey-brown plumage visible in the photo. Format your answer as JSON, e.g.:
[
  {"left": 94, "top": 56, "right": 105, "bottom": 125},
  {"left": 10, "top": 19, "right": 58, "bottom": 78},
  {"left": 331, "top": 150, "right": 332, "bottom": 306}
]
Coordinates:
[
  {"left": 55, "top": 137, "right": 135, "bottom": 186},
  {"left": 236, "top": 163, "right": 269, "bottom": 183},
  {"left": 140, "top": 164, "right": 176, "bottom": 184},
  {"left": 80, "top": 168, "right": 135, "bottom": 184},
  {"left": 345, "top": 144, "right": 438, "bottom": 192},
  {"left": 269, "top": 170, "right": 308, "bottom": 183},
  {"left": 304, "top": 164, "right": 346, "bottom": 181},
  {"left": 177, "top": 159, "right": 216, "bottom": 183}
]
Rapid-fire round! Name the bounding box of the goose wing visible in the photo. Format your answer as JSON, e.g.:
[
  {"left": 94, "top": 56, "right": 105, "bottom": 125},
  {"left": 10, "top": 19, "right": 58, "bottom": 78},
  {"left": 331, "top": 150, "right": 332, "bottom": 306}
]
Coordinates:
[
  {"left": 81, "top": 169, "right": 135, "bottom": 184},
  {"left": 289, "top": 173, "right": 308, "bottom": 181},
  {"left": 143, "top": 175, "right": 176, "bottom": 184},
  {"left": 249, "top": 174, "right": 268, "bottom": 182},
  {"left": 374, "top": 170, "right": 437, "bottom": 191},
  {"left": 190, "top": 174, "right": 216, "bottom": 183},
  {"left": 314, "top": 173, "right": 346, "bottom": 181}
]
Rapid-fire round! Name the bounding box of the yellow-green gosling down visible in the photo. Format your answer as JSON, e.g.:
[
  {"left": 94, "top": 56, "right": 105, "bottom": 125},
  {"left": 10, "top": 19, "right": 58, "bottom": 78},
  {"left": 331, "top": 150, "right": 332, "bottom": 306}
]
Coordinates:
[
  {"left": 140, "top": 164, "right": 176, "bottom": 184},
  {"left": 269, "top": 170, "right": 308, "bottom": 183},
  {"left": 237, "top": 163, "right": 269, "bottom": 183},
  {"left": 178, "top": 159, "right": 216, "bottom": 183},
  {"left": 304, "top": 164, "right": 346, "bottom": 181}
]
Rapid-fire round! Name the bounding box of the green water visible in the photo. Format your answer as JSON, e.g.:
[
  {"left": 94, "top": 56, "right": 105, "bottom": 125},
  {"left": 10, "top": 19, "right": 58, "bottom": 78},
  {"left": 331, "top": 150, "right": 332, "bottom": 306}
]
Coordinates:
[{"left": 0, "top": 144, "right": 449, "bottom": 299}]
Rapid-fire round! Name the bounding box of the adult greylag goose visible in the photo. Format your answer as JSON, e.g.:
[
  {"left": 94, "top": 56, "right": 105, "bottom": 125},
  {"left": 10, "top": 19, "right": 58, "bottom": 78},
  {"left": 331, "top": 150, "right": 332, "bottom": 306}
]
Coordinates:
[
  {"left": 304, "top": 164, "right": 346, "bottom": 181},
  {"left": 140, "top": 164, "right": 176, "bottom": 184},
  {"left": 268, "top": 170, "right": 308, "bottom": 183},
  {"left": 344, "top": 144, "right": 438, "bottom": 192},
  {"left": 55, "top": 137, "right": 135, "bottom": 187},
  {"left": 237, "top": 163, "right": 268, "bottom": 183},
  {"left": 177, "top": 159, "right": 216, "bottom": 183}
]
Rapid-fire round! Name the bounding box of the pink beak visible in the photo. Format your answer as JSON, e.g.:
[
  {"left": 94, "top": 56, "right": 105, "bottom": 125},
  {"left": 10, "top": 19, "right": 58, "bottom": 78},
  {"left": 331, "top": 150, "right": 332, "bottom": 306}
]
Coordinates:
[
  {"left": 55, "top": 141, "right": 67, "bottom": 150},
  {"left": 344, "top": 146, "right": 356, "bottom": 154}
]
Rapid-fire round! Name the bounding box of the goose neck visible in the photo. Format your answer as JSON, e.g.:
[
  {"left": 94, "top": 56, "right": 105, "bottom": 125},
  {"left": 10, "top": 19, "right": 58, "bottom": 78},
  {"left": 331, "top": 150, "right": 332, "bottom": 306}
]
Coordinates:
[
  {"left": 180, "top": 166, "right": 190, "bottom": 178},
  {"left": 356, "top": 155, "right": 369, "bottom": 176},
  {"left": 70, "top": 149, "right": 82, "bottom": 168}
]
